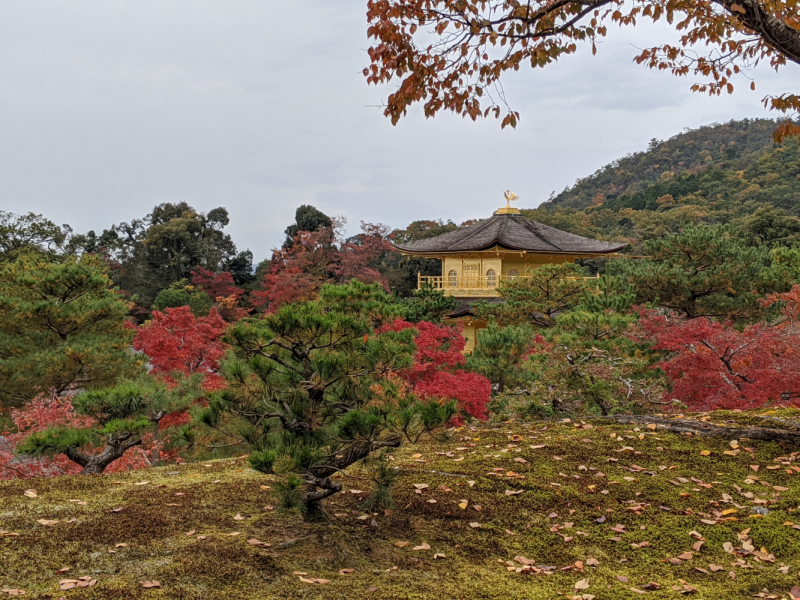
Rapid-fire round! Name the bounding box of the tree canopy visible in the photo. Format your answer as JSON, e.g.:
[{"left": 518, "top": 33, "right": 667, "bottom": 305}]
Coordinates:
[
  {"left": 0, "top": 253, "right": 143, "bottom": 410},
  {"left": 366, "top": 1, "right": 800, "bottom": 137},
  {"left": 192, "top": 282, "right": 456, "bottom": 518}
]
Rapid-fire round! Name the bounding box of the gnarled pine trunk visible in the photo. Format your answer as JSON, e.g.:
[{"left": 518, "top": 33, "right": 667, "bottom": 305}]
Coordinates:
[
  {"left": 65, "top": 433, "right": 142, "bottom": 474},
  {"left": 300, "top": 435, "right": 402, "bottom": 521}
]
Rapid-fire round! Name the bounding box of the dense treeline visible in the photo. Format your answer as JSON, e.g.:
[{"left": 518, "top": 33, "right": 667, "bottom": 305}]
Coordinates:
[{"left": 6, "top": 117, "right": 800, "bottom": 519}]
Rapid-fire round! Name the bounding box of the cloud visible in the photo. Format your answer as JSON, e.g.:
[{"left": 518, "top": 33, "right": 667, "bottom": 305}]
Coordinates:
[{"left": 0, "top": 1, "right": 793, "bottom": 261}]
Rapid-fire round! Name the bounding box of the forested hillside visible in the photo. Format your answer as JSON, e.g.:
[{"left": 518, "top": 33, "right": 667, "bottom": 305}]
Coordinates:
[{"left": 527, "top": 119, "right": 800, "bottom": 249}]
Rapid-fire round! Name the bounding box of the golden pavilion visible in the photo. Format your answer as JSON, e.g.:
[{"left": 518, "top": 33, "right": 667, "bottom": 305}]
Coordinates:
[{"left": 391, "top": 193, "right": 627, "bottom": 351}]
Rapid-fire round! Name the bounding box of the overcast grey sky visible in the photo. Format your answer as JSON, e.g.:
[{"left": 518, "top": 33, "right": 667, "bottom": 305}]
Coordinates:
[{"left": 0, "top": 1, "right": 792, "bottom": 261}]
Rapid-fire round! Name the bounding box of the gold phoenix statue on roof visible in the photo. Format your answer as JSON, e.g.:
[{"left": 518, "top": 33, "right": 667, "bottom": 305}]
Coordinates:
[{"left": 503, "top": 190, "right": 519, "bottom": 208}]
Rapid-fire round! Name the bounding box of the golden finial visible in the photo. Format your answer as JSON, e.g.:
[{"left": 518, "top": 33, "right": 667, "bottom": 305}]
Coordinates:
[
  {"left": 504, "top": 190, "right": 519, "bottom": 208},
  {"left": 495, "top": 190, "right": 521, "bottom": 215}
]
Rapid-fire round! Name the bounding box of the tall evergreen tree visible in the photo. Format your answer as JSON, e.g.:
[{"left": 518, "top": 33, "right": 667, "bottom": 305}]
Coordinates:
[
  {"left": 613, "top": 225, "right": 780, "bottom": 320},
  {"left": 0, "top": 253, "right": 143, "bottom": 410},
  {"left": 283, "top": 205, "right": 333, "bottom": 248}
]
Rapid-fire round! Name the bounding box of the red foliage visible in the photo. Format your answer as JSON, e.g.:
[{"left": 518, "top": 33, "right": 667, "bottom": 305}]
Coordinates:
[
  {"left": 0, "top": 393, "right": 158, "bottom": 480},
  {"left": 133, "top": 306, "right": 228, "bottom": 391},
  {"left": 382, "top": 319, "right": 491, "bottom": 422},
  {"left": 251, "top": 229, "right": 335, "bottom": 312},
  {"left": 252, "top": 222, "right": 393, "bottom": 312},
  {"left": 639, "top": 303, "right": 800, "bottom": 411},
  {"left": 329, "top": 222, "right": 392, "bottom": 290},
  {"left": 190, "top": 267, "right": 249, "bottom": 321},
  {"left": 0, "top": 393, "right": 87, "bottom": 479}
]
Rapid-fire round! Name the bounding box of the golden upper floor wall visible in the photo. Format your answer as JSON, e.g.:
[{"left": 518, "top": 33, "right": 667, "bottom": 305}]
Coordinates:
[{"left": 420, "top": 250, "right": 576, "bottom": 297}]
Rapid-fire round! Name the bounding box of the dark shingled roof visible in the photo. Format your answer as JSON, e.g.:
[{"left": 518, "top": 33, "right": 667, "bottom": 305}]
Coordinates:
[{"left": 393, "top": 213, "right": 627, "bottom": 254}]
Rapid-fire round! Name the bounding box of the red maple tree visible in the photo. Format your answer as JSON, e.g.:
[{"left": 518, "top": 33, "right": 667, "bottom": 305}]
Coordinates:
[
  {"left": 329, "top": 222, "right": 392, "bottom": 290},
  {"left": 133, "top": 306, "right": 228, "bottom": 391},
  {"left": 382, "top": 319, "right": 491, "bottom": 422},
  {"left": 251, "top": 229, "right": 336, "bottom": 312},
  {"left": 252, "top": 222, "right": 393, "bottom": 313},
  {"left": 190, "top": 267, "right": 249, "bottom": 321},
  {"left": 638, "top": 297, "right": 800, "bottom": 410}
]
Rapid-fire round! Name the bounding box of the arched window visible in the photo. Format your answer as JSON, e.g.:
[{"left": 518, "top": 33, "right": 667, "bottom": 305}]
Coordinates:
[
  {"left": 486, "top": 268, "right": 497, "bottom": 288},
  {"left": 448, "top": 269, "right": 458, "bottom": 288},
  {"left": 507, "top": 269, "right": 519, "bottom": 280}
]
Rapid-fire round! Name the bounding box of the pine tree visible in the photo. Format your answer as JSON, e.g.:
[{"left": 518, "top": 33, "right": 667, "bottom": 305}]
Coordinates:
[
  {"left": 473, "top": 262, "right": 588, "bottom": 327},
  {"left": 18, "top": 376, "right": 201, "bottom": 473},
  {"left": 195, "top": 283, "right": 455, "bottom": 519},
  {"left": 0, "top": 253, "right": 143, "bottom": 410},
  {"left": 613, "top": 225, "right": 777, "bottom": 320},
  {"left": 466, "top": 320, "right": 534, "bottom": 393}
]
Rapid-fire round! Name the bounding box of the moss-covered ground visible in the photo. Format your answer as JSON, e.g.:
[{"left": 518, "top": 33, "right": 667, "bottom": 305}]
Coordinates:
[{"left": 3, "top": 411, "right": 800, "bottom": 599}]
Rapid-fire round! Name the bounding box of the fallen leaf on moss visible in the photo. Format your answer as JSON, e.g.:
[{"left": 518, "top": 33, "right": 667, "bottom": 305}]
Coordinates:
[
  {"left": 247, "top": 539, "right": 270, "bottom": 547},
  {"left": 412, "top": 543, "right": 430, "bottom": 551},
  {"left": 433, "top": 553, "right": 446, "bottom": 559},
  {"left": 700, "top": 450, "right": 711, "bottom": 456},
  {"left": 642, "top": 582, "right": 660, "bottom": 590},
  {"left": 140, "top": 581, "right": 160, "bottom": 589},
  {"left": 298, "top": 577, "right": 330, "bottom": 584},
  {"left": 338, "top": 568, "right": 354, "bottom": 574},
  {"left": 574, "top": 579, "right": 590, "bottom": 591},
  {"left": 469, "top": 522, "right": 481, "bottom": 528},
  {"left": 0, "top": 590, "right": 26, "bottom": 596},
  {"left": 233, "top": 514, "right": 245, "bottom": 521},
  {"left": 393, "top": 541, "right": 409, "bottom": 548},
  {"left": 23, "top": 489, "right": 37, "bottom": 498},
  {"left": 36, "top": 519, "right": 59, "bottom": 526}
]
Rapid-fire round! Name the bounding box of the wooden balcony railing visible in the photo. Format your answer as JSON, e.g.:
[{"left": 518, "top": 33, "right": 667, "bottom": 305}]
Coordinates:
[{"left": 418, "top": 273, "right": 599, "bottom": 295}]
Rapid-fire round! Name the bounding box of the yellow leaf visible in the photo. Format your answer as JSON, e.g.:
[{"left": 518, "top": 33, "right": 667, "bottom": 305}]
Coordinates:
[{"left": 700, "top": 450, "right": 711, "bottom": 456}]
